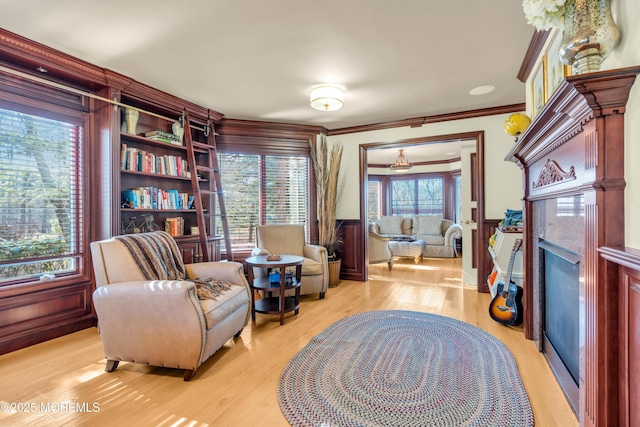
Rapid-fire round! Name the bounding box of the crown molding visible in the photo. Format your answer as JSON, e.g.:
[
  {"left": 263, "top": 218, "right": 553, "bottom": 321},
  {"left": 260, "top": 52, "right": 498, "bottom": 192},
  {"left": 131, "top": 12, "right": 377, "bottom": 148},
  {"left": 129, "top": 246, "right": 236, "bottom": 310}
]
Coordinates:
[{"left": 328, "top": 103, "right": 525, "bottom": 136}]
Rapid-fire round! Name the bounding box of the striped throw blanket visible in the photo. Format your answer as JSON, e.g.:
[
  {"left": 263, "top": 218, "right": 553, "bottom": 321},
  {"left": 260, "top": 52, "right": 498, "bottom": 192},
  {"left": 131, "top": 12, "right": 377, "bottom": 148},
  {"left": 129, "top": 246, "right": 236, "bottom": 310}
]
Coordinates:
[{"left": 115, "top": 231, "right": 232, "bottom": 300}]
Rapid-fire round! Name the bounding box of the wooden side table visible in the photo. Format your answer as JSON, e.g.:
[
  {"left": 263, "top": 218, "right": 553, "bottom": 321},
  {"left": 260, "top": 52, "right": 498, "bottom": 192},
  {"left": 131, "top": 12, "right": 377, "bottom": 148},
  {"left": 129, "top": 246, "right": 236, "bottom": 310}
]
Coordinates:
[{"left": 245, "top": 255, "right": 303, "bottom": 325}]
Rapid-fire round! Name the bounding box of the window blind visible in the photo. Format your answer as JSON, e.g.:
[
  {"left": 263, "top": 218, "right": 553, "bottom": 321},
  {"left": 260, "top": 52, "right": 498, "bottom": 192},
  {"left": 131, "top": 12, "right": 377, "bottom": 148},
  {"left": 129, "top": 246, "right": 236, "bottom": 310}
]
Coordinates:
[
  {"left": 0, "top": 108, "right": 83, "bottom": 282},
  {"left": 218, "top": 153, "right": 309, "bottom": 251}
]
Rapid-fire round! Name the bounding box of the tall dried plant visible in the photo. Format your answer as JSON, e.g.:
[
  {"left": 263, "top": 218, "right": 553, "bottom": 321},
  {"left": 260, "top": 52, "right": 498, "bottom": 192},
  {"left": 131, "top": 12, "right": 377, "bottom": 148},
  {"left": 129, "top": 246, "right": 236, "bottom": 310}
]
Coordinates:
[{"left": 310, "top": 135, "right": 343, "bottom": 259}]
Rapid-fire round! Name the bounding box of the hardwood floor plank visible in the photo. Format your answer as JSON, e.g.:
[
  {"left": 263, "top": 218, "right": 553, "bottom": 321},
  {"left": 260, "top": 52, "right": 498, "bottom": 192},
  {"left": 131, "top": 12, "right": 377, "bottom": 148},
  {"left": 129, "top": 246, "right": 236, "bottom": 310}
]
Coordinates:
[{"left": 0, "top": 257, "right": 577, "bottom": 426}]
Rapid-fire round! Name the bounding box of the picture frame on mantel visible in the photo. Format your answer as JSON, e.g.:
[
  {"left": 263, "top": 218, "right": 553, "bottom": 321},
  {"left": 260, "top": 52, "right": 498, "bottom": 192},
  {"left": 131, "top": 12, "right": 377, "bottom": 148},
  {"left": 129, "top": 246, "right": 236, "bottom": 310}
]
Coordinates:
[
  {"left": 544, "top": 29, "right": 572, "bottom": 102},
  {"left": 530, "top": 58, "right": 546, "bottom": 119}
]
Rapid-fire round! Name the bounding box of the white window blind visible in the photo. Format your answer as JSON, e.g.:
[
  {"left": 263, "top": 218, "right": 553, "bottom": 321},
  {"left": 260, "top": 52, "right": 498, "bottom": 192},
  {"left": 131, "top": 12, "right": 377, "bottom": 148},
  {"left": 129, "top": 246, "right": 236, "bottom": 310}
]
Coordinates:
[
  {"left": 0, "top": 108, "right": 83, "bottom": 282},
  {"left": 218, "top": 153, "right": 309, "bottom": 251}
]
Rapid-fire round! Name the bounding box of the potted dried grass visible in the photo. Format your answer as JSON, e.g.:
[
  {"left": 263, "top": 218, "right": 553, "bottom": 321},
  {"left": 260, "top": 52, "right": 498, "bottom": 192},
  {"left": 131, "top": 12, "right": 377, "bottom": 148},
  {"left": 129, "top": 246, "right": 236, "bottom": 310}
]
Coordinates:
[{"left": 310, "top": 135, "right": 343, "bottom": 287}]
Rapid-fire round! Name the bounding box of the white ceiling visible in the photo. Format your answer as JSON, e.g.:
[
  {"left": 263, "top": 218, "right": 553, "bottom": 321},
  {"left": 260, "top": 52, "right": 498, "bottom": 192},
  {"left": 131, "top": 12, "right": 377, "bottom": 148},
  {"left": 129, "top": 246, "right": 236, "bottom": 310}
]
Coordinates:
[{"left": 0, "top": 0, "right": 534, "bottom": 133}]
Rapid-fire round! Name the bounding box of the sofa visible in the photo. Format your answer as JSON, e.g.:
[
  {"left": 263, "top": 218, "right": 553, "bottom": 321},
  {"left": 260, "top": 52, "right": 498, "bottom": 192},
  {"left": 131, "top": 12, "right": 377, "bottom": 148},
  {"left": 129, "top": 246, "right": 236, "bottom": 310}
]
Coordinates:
[
  {"left": 369, "top": 215, "right": 462, "bottom": 258},
  {"left": 90, "top": 231, "right": 251, "bottom": 381}
]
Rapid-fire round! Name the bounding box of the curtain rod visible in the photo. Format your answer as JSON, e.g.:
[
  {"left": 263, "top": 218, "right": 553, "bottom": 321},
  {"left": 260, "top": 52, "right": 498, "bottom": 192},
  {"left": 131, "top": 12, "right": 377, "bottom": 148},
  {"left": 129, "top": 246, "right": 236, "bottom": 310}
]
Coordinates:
[{"left": 0, "top": 64, "right": 210, "bottom": 132}]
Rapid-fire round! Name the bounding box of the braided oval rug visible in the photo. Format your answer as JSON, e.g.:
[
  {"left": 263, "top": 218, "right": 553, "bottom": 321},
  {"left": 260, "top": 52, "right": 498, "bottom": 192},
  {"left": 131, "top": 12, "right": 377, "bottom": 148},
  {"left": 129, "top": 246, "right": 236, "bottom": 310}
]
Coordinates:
[{"left": 278, "top": 310, "right": 533, "bottom": 427}]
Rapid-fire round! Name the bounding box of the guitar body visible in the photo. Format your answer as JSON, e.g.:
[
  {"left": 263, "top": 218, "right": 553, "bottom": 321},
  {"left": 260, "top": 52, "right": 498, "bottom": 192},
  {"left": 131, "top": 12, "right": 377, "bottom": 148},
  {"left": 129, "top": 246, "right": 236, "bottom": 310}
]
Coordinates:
[{"left": 489, "top": 281, "right": 524, "bottom": 326}]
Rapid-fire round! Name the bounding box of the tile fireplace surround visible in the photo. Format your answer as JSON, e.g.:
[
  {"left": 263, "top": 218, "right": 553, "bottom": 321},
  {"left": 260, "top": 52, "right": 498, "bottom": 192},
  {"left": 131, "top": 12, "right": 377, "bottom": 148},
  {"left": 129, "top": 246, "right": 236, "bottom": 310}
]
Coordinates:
[{"left": 506, "top": 66, "right": 640, "bottom": 427}]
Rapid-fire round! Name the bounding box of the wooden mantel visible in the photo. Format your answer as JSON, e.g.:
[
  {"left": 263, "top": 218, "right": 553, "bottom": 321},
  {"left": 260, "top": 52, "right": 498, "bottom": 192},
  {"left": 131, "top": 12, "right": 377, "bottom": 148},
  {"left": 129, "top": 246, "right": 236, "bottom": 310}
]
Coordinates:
[{"left": 506, "top": 66, "right": 640, "bottom": 427}]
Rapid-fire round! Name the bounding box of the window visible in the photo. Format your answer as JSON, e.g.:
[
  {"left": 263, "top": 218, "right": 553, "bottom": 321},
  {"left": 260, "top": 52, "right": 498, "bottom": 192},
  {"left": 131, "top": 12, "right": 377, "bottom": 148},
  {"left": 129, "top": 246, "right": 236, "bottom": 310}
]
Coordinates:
[
  {"left": 367, "top": 179, "right": 382, "bottom": 219},
  {"left": 0, "top": 107, "right": 84, "bottom": 283},
  {"left": 453, "top": 174, "right": 462, "bottom": 224},
  {"left": 219, "top": 153, "right": 309, "bottom": 251},
  {"left": 390, "top": 176, "right": 444, "bottom": 217}
]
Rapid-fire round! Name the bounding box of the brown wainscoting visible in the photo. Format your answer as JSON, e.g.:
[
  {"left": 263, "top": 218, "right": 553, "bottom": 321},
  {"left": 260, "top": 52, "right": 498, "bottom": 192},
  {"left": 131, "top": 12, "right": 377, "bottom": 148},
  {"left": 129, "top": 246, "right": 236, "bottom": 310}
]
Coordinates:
[
  {"left": 598, "top": 246, "right": 640, "bottom": 427},
  {"left": 337, "top": 219, "right": 365, "bottom": 282},
  {"left": 0, "top": 281, "right": 96, "bottom": 355}
]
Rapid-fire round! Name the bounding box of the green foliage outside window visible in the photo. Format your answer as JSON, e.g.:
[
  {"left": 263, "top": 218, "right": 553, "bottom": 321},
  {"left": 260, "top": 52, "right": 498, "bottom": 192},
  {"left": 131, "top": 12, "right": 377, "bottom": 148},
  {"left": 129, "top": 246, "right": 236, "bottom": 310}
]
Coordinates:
[{"left": 0, "top": 109, "right": 79, "bottom": 282}]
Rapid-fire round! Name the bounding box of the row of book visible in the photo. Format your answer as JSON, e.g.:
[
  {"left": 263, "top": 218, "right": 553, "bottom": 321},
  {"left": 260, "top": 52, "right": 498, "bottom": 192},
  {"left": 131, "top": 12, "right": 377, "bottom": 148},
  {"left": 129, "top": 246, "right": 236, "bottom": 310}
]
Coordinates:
[
  {"left": 122, "top": 187, "right": 195, "bottom": 210},
  {"left": 121, "top": 144, "right": 190, "bottom": 178},
  {"left": 144, "top": 130, "right": 183, "bottom": 146},
  {"left": 164, "top": 217, "right": 185, "bottom": 237}
]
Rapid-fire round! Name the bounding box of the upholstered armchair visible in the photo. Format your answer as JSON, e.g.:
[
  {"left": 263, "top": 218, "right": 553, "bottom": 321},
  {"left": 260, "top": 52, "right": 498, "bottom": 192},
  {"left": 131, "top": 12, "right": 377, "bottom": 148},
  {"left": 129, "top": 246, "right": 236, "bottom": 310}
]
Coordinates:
[
  {"left": 90, "top": 231, "right": 251, "bottom": 381},
  {"left": 369, "top": 229, "right": 393, "bottom": 270},
  {"left": 252, "top": 224, "right": 328, "bottom": 299}
]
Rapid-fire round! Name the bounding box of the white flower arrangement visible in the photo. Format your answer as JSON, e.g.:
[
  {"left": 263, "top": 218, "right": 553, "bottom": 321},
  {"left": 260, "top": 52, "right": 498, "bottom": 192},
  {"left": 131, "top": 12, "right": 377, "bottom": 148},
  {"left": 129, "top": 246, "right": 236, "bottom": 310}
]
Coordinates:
[{"left": 522, "top": 0, "right": 567, "bottom": 31}]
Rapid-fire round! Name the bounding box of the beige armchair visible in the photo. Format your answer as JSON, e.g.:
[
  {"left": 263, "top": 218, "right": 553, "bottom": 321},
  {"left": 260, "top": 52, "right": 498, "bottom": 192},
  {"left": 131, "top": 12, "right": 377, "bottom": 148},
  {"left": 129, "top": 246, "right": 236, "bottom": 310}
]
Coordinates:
[
  {"left": 252, "top": 224, "right": 328, "bottom": 299},
  {"left": 369, "top": 229, "right": 393, "bottom": 270},
  {"left": 90, "top": 231, "right": 251, "bottom": 381}
]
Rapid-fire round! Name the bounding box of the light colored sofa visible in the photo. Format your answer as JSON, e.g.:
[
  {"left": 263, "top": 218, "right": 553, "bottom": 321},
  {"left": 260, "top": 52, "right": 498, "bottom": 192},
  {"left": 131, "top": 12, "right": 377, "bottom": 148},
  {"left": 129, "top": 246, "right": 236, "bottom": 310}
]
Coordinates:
[
  {"left": 368, "top": 229, "right": 393, "bottom": 270},
  {"left": 90, "top": 232, "right": 251, "bottom": 381},
  {"left": 252, "top": 224, "right": 329, "bottom": 299},
  {"left": 370, "top": 215, "right": 462, "bottom": 258}
]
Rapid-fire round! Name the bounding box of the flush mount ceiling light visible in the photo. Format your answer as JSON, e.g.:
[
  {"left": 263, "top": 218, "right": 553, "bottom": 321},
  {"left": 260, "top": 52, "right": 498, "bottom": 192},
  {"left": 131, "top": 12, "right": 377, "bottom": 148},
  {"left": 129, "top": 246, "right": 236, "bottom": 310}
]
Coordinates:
[
  {"left": 469, "top": 85, "right": 496, "bottom": 96},
  {"left": 310, "top": 85, "right": 344, "bottom": 111},
  {"left": 390, "top": 149, "right": 412, "bottom": 173}
]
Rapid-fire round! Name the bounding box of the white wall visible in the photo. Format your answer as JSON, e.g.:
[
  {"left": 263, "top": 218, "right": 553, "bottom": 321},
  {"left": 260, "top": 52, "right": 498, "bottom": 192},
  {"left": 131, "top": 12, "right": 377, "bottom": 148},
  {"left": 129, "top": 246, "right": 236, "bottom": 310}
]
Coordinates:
[
  {"left": 606, "top": 0, "right": 640, "bottom": 247},
  {"left": 328, "top": 113, "right": 523, "bottom": 221}
]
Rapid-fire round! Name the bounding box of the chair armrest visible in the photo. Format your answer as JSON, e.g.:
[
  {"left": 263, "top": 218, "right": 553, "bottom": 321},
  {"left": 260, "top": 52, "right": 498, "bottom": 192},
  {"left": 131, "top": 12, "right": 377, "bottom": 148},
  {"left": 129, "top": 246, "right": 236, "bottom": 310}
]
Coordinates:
[
  {"left": 303, "top": 244, "right": 328, "bottom": 263},
  {"left": 251, "top": 247, "right": 269, "bottom": 257},
  {"left": 92, "top": 280, "right": 207, "bottom": 365},
  {"left": 369, "top": 230, "right": 391, "bottom": 242},
  {"left": 185, "top": 261, "right": 251, "bottom": 303},
  {"left": 444, "top": 223, "right": 463, "bottom": 247},
  {"left": 185, "top": 261, "right": 248, "bottom": 286}
]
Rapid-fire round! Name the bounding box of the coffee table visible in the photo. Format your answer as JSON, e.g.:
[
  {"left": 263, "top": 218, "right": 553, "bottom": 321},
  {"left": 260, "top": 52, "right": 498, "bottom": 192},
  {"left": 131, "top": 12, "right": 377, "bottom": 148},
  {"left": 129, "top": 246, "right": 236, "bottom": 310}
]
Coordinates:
[
  {"left": 245, "top": 255, "right": 303, "bottom": 325},
  {"left": 388, "top": 239, "right": 426, "bottom": 263}
]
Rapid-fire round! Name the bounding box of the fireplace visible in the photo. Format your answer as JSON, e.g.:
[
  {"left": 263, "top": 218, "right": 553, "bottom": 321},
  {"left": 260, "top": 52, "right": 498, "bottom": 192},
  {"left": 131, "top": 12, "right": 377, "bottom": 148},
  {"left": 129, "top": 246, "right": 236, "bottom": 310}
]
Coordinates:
[
  {"left": 539, "top": 239, "right": 581, "bottom": 414},
  {"left": 505, "top": 68, "right": 640, "bottom": 425}
]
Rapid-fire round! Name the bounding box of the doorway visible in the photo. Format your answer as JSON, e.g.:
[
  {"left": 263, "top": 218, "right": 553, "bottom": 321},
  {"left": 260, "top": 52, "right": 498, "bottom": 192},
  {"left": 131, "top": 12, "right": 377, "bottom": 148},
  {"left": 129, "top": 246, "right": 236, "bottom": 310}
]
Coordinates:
[{"left": 359, "top": 131, "right": 486, "bottom": 291}]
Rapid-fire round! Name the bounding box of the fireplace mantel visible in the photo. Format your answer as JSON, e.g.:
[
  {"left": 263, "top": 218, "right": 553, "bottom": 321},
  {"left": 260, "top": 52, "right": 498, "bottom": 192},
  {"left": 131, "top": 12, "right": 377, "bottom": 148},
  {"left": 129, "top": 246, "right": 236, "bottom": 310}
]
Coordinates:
[{"left": 506, "top": 66, "right": 640, "bottom": 427}]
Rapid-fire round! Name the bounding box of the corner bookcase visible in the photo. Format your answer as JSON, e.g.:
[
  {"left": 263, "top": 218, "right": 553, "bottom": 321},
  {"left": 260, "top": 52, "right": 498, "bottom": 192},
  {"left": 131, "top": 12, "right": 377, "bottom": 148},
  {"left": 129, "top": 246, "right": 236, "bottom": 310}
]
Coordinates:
[
  {"left": 487, "top": 229, "right": 523, "bottom": 298},
  {"left": 114, "top": 91, "right": 223, "bottom": 262}
]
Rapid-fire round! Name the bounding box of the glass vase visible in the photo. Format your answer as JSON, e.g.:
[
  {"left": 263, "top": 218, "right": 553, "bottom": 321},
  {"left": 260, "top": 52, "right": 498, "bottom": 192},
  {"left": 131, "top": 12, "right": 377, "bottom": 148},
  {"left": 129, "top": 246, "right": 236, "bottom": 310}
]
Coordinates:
[{"left": 559, "top": 0, "right": 621, "bottom": 75}]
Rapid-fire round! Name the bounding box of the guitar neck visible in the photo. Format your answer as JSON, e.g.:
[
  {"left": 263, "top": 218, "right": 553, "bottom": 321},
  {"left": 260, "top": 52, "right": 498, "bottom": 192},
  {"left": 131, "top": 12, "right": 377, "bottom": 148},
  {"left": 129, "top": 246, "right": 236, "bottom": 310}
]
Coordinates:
[{"left": 505, "top": 239, "right": 522, "bottom": 284}]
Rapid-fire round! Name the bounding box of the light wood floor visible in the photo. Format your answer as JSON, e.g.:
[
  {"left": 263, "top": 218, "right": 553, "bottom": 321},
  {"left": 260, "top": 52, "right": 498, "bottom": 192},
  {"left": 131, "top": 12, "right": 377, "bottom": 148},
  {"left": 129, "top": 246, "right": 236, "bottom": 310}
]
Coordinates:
[{"left": 0, "top": 257, "right": 578, "bottom": 426}]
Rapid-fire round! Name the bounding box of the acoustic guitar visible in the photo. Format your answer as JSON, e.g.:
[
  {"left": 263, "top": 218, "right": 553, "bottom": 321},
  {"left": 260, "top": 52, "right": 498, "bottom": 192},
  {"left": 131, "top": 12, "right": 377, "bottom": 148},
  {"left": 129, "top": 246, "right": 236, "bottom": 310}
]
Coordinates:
[{"left": 489, "top": 239, "right": 523, "bottom": 326}]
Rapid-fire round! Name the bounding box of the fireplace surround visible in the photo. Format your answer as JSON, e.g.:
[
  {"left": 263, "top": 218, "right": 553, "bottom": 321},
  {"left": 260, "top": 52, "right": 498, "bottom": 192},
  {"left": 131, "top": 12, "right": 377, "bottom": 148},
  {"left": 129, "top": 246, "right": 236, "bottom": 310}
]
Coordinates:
[{"left": 506, "top": 67, "right": 640, "bottom": 426}]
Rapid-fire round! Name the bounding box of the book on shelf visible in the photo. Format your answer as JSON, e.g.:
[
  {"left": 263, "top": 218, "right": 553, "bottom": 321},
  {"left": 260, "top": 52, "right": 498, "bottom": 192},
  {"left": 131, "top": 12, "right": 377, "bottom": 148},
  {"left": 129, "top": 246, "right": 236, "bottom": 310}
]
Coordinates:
[
  {"left": 164, "top": 216, "right": 184, "bottom": 237},
  {"left": 144, "top": 130, "right": 183, "bottom": 146},
  {"left": 120, "top": 145, "right": 189, "bottom": 178},
  {"left": 122, "top": 187, "right": 190, "bottom": 210}
]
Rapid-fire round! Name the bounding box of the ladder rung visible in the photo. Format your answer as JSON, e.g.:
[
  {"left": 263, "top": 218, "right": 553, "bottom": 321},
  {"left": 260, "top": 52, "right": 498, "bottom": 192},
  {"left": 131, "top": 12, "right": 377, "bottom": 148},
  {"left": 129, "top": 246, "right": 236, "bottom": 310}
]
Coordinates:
[{"left": 191, "top": 141, "right": 214, "bottom": 150}]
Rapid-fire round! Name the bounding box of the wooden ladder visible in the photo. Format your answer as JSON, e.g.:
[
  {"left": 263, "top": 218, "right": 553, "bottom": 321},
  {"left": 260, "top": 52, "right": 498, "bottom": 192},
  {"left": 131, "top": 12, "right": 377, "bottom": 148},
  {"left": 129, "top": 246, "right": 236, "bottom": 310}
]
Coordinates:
[{"left": 183, "top": 110, "right": 233, "bottom": 262}]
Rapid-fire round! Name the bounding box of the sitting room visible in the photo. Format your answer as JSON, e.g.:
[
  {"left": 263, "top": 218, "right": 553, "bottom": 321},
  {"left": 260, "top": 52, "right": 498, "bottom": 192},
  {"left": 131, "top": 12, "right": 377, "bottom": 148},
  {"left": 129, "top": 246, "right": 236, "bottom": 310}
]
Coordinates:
[{"left": 1, "top": 1, "right": 639, "bottom": 426}]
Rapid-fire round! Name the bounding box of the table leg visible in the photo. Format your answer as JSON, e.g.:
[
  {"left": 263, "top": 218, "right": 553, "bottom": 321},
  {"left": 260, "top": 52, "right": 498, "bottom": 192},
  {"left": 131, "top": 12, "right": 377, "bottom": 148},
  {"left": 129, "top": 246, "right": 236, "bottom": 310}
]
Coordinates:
[
  {"left": 279, "top": 273, "right": 286, "bottom": 325},
  {"left": 295, "top": 265, "right": 301, "bottom": 315},
  {"left": 248, "top": 267, "right": 256, "bottom": 322}
]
